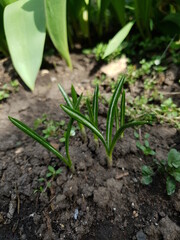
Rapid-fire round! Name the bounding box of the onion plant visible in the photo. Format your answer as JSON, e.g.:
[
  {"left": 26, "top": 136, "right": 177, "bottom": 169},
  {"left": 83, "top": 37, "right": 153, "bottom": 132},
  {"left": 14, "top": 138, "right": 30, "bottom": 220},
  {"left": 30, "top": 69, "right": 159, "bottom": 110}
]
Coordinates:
[
  {"left": 61, "top": 76, "right": 148, "bottom": 167},
  {"left": 8, "top": 84, "right": 83, "bottom": 173},
  {"left": 86, "top": 85, "right": 99, "bottom": 148}
]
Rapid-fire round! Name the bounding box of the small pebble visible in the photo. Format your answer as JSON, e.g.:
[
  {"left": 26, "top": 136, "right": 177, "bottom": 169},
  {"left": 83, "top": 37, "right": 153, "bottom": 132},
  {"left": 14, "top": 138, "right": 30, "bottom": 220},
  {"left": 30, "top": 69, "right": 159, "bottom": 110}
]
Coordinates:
[{"left": 136, "top": 230, "right": 147, "bottom": 240}]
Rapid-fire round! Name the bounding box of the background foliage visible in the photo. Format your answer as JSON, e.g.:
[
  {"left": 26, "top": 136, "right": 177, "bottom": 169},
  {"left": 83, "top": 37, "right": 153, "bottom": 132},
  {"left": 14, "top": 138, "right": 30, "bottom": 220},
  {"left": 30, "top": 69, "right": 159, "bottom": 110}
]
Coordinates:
[{"left": 0, "top": 0, "right": 180, "bottom": 90}]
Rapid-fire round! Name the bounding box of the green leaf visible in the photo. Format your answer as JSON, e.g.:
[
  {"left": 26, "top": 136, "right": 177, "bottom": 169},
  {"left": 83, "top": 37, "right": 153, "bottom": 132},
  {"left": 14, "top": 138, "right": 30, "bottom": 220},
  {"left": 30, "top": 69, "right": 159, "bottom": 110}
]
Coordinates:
[
  {"left": 0, "top": 0, "right": 16, "bottom": 8},
  {"left": 86, "top": 98, "right": 94, "bottom": 123},
  {"left": 8, "top": 116, "right": 70, "bottom": 167},
  {"left": 0, "top": 4, "right": 8, "bottom": 56},
  {"left": 93, "top": 85, "right": 99, "bottom": 127},
  {"left": 71, "top": 85, "right": 78, "bottom": 106},
  {"left": 48, "top": 165, "right": 56, "bottom": 174},
  {"left": 59, "top": 137, "right": 65, "bottom": 143},
  {"left": 60, "top": 105, "right": 107, "bottom": 150},
  {"left": 45, "top": 0, "right": 72, "bottom": 68},
  {"left": 38, "top": 178, "right": 45, "bottom": 182},
  {"left": 136, "top": 141, "right": 144, "bottom": 151},
  {"left": 56, "top": 168, "right": 62, "bottom": 175},
  {"left": 109, "top": 121, "right": 147, "bottom": 156},
  {"left": 58, "top": 83, "right": 73, "bottom": 108},
  {"left": 166, "top": 177, "right": 176, "bottom": 195},
  {"left": 103, "top": 22, "right": 134, "bottom": 58},
  {"left": 59, "top": 120, "right": 65, "bottom": 126},
  {"left": 171, "top": 168, "right": 180, "bottom": 182},
  {"left": 46, "top": 172, "right": 52, "bottom": 178},
  {"left": 134, "top": 131, "right": 139, "bottom": 139},
  {"left": 144, "top": 140, "right": 149, "bottom": 148},
  {"left": 65, "top": 93, "right": 82, "bottom": 165},
  {"left": 120, "top": 90, "right": 125, "bottom": 128},
  {"left": 142, "top": 165, "right": 154, "bottom": 176},
  {"left": 111, "top": 0, "right": 126, "bottom": 26},
  {"left": 168, "top": 148, "right": 180, "bottom": 168},
  {"left": 144, "top": 133, "right": 150, "bottom": 139},
  {"left": 4, "top": 0, "right": 46, "bottom": 90},
  {"left": 141, "top": 175, "right": 153, "bottom": 185},
  {"left": 163, "top": 13, "right": 180, "bottom": 29},
  {"left": 148, "top": 149, "right": 156, "bottom": 156},
  {"left": 115, "top": 104, "right": 119, "bottom": 131},
  {"left": 106, "top": 76, "right": 125, "bottom": 148},
  {"left": 134, "top": 0, "right": 152, "bottom": 38}
]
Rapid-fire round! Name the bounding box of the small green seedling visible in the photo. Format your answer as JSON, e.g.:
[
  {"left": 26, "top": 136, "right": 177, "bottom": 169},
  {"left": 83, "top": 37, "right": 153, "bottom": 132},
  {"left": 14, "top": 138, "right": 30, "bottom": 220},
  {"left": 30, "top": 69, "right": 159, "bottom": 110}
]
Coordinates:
[
  {"left": 141, "top": 165, "right": 154, "bottom": 185},
  {"left": 141, "top": 149, "right": 180, "bottom": 195},
  {"left": 46, "top": 165, "right": 62, "bottom": 178},
  {"left": 61, "top": 76, "right": 148, "bottom": 167},
  {"left": 8, "top": 84, "right": 83, "bottom": 173},
  {"left": 34, "top": 165, "right": 62, "bottom": 194},
  {"left": 135, "top": 132, "right": 156, "bottom": 156}
]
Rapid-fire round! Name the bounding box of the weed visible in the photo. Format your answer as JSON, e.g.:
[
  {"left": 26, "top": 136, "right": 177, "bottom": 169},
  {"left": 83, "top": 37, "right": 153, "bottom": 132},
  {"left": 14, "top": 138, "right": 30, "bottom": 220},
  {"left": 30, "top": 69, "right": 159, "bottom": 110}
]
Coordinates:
[
  {"left": 142, "top": 149, "right": 180, "bottom": 195},
  {"left": 135, "top": 132, "right": 156, "bottom": 156},
  {"left": 0, "top": 80, "right": 19, "bottom": 102},
  {"left": 34, "top": 165, "right": 62, "bottom": 194}
]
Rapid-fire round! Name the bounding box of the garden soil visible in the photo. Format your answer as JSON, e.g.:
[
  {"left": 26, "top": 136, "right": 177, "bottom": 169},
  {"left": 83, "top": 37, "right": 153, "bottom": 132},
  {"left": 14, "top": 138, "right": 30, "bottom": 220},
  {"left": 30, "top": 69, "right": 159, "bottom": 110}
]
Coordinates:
[{"left": 0, "top": 54, "right": 180, "bottom": 240}]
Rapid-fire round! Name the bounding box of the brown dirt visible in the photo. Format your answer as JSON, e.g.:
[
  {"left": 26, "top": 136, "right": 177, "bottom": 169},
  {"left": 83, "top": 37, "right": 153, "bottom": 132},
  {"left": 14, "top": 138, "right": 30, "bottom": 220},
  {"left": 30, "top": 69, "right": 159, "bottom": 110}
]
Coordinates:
[{"left": 0, "top": 54, "right": 180, "bottom": 240}]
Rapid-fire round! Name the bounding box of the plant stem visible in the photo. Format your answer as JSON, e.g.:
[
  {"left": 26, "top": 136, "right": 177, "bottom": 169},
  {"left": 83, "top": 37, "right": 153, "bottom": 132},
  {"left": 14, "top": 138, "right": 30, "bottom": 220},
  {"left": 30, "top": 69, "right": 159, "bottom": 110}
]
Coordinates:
[
  {"left": 94, "top": 134, "right": 99, "bottom": 149},
  {"left": 69, "top": 164, "right": 75, "bottom": 173},
  {"left": 107, "top": 153, "right": 112, "bottom": 168},
  {"left": 79, "top": 124, "right": 87, "bottom": 142}
]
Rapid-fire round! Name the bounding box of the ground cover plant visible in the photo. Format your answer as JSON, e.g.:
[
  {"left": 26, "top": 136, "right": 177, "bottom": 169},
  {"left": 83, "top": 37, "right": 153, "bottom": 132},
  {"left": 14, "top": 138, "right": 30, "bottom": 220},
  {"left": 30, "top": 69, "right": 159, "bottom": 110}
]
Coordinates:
[{"left": 142, "top": 148, "right": 180, "bottom": 195}]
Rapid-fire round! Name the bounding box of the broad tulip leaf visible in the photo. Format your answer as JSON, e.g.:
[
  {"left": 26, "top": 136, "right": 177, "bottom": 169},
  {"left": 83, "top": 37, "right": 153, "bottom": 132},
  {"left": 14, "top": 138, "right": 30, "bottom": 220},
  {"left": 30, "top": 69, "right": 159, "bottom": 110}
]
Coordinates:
[
  {"left": 103, "top": 21, "right": 134, "bottom": 58},
  {"left": 4, "top": 0, "right": 46, "bottom": 90},
  {"left": 111, "top": 0, "right": 126, "bottom": 26},
  {"left": 0, "top": 4, "right": 8, "bottom": 55},
  {"left": 0, "top": 0, "right": 16, "bottom": 8},
  {"left": 45, "top": 0, "right": 72, "bottom": 68}
]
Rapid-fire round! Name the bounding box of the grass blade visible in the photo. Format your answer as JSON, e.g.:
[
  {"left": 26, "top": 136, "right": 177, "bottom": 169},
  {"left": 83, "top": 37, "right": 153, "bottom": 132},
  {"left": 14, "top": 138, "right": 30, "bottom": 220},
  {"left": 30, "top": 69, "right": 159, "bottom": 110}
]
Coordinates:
[
  {"left": 61, "top": 105, "right": 107, "bottom": 149},
  {"left": 106, "top": 76, "right": 125, "bottom": 148},
  {"left": 115, "top": 104, "right": 119, "bottom": 131},
  {"left": 120, "top": 90, "right": 125, "bottom": 128},
  {"left": 109, "top": 121, "right": 148, "bottom": 156},
  {"left": 92, "top": 85, "right": 99, "bottom": 127},
  {"left": 8, "top": 116, "right": 70, "bottom": 167},
  {"left": 58, "top": 83, "right": 73, "bottom": 108},
  {"left": 111, "top": 0, "right": 126, "bottom": 26},
  {"left": 71, "top": 85, "right": 78, "bottom": 106},
  {"left": 86, "top": 98, "right": 94, "bottom": 123},
  {"left": 65, "top": 93, "right": 83, "bottom": 167}
]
